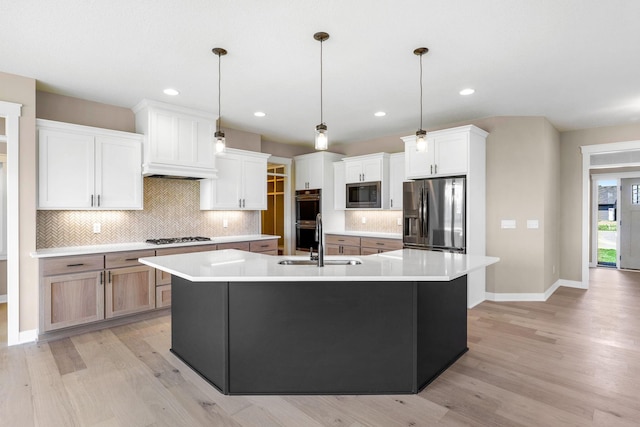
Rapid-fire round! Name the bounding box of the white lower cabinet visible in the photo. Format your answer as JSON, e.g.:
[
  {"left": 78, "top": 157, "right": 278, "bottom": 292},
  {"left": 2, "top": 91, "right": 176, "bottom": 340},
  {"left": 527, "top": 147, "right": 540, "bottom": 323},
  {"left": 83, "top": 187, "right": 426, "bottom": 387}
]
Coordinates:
[
  {"left": 37, "top": 119, "right": 143, "bottom": 210},
  {"left": 200, "top": 148, "right": 271, "bottom": 210}
]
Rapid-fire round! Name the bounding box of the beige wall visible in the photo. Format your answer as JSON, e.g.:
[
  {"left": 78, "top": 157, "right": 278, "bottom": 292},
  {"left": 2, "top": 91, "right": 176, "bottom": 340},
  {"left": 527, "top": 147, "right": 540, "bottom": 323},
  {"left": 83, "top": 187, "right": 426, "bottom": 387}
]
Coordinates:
[
  {"left": 559, "top": 123, "right": 640, "bottom": 281},
  {"left": 0, "top": 71, "right": 38, "bottom": 332},
  {"left": 0, "top": 118, "right": 4, "bottom": 135},
  {"left": 37, "top": 91, "right": 135, "bottom": 132},
  {"left": 261, "top": 139, "right": 315, "bottom": 158}
]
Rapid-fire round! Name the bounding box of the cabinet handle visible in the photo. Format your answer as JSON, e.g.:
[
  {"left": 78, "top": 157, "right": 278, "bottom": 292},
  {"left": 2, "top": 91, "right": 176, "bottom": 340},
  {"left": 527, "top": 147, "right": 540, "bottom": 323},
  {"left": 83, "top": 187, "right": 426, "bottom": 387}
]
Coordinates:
[
  {"left": 91, "top": 194, "right": 94, "bottom": 207},
  {"left": 376, "top": 242, "right": 385, "bottom": 245},
  {"left": 125, "top": 258, "right": 138, "bottom": 261},
  {"left": 435, "top": 164, "right": 438, "bottom": 174},
  {"left": 242, "top": 199, "right": 246, "bottom": 208},
  {"left": 430, "top": 165, "right": 433, "bottom": 174},
  {"left": 108, "top": 271, "right": 112, "bottom": 283},
  {"left": 66, "top": 263, "right": 84, "bottom": 267},
  {"left": 239, "top": 199, "right": 242, "bottom": 208},
  {"left": 390, "top": 199, "right": 393, "bottom": 208},
  {"left": 100, "top": 272, "right": 103, "bottom": 285},
  {"left": 98, "top": 194, "right": 101, "bottom": 207},
  {"left": 260, "top": 244, "right": 269, "bottom": 248}
]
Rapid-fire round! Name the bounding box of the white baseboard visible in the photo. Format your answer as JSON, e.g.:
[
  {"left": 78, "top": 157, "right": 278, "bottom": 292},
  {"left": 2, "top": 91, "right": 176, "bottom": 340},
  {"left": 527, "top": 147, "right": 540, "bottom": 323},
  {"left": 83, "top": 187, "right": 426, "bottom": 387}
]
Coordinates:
[
  {"left": 485, "top": 279, "right": 584, "bottom": 303},
  {"left": 559, "top": 279, "right": 587, "bottom": 289},
  {"left": 17, "top": 329, "right": 38, "bottom": 345},
  {"left": 0, "top": 294, "right": 6, "bottom": 304}
]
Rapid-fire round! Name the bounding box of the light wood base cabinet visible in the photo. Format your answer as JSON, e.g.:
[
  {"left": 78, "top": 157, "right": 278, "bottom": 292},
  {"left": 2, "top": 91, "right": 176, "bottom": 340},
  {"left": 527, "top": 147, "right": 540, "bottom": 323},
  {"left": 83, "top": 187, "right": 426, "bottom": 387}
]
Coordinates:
[
  {"left": 105, "top": 265, "right": 155, "bottom": 319},
  {"left": 43, "top": 271, "right": 104, "bottom": 331},
  {"left": 156, "top": 284, "right": 172, "bottom": 308}
]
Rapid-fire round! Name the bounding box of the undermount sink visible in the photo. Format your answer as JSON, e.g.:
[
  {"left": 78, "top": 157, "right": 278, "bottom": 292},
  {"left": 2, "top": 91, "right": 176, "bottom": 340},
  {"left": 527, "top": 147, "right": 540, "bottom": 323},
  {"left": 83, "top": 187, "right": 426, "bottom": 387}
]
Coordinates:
[{"left": 278, "top": 259, "right": 362, "bottom": 266}]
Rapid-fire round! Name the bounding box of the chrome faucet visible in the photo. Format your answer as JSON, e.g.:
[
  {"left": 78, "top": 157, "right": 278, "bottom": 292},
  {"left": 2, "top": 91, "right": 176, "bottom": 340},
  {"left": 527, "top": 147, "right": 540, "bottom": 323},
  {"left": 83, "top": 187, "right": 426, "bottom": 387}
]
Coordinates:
[{"left": 315, "top": 213, "right": 324, "bottom": 267}]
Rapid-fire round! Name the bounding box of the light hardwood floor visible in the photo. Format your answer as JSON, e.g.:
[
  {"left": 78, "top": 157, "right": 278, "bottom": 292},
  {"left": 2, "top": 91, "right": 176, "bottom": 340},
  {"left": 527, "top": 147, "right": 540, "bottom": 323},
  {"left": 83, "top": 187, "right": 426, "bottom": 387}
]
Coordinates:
[{"left": 1, "top": 269, "right": 639, "bottom": 426}]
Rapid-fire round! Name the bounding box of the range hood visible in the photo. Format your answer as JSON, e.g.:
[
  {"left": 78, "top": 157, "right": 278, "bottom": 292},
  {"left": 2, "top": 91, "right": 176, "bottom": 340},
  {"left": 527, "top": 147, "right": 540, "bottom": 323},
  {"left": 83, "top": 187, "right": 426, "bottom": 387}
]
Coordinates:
[
  {"left": 142, "top": 163, "right": 217, "bottom": 180},
  {"left": 134, "top": 99, "right": 218, "bottom": 181}
]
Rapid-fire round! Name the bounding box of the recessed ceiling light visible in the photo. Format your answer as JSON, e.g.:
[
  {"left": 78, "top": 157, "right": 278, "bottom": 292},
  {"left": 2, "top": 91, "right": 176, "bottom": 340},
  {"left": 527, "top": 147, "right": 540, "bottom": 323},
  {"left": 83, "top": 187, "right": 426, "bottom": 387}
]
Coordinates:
[
  {"left": 163, "top": 88, "right": 179, "bottom": 96},
  {"left": 459, "top": 88, "right": 475, "bottom": 96},
  {"left": 374, "top": 111, "right": 386, "bottom": 117},
  {"left": 254, "top": 111, "right": 266, "bottom": 117}
]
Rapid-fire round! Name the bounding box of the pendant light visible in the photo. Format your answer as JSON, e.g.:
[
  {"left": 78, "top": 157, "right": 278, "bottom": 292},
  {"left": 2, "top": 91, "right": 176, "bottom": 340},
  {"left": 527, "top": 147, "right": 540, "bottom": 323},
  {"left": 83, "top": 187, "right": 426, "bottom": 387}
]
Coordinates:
[
  {"left": 212, "top": 47, "right": 227, "bottom": 154},
  {"left": 414, "top": 47, "right": 429, "bottom": 152},
  {"left": 314, "top": 32, "right": 329, "bottom": 151}
]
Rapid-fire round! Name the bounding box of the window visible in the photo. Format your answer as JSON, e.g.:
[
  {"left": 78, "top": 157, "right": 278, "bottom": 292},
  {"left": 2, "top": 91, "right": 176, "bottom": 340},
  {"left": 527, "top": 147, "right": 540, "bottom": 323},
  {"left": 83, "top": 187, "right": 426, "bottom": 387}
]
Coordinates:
[{"left": 633, "top": 184, "right": 640, "bottom": 205}]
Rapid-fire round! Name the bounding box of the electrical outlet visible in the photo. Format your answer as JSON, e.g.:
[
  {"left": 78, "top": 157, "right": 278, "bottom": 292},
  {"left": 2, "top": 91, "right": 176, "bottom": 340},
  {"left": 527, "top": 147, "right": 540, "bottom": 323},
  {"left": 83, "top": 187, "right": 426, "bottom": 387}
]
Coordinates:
[
  {"left": 223, "top": 219, "right": 228, "bottom": 228},
  {"left": 361, "top": 217, "right": 367, "bottom": 224},
  {"left": 93, "top": 223, "right": 101, "bottom": 233}
]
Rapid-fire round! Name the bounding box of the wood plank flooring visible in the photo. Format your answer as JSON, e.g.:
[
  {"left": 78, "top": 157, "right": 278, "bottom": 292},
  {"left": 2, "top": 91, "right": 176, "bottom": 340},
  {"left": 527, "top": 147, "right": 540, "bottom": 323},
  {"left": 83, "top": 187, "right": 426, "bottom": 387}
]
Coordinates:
[{"left": 1, "top": 268, "right": 639, "bottom": 426}]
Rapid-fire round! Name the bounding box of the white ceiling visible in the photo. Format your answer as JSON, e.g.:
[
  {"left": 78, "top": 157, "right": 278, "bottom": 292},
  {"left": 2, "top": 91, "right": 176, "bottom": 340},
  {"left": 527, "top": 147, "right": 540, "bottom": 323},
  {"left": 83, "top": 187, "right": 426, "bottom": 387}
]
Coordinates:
[{"left": 2, "top": 0, "right": 640, "bottom": 147}]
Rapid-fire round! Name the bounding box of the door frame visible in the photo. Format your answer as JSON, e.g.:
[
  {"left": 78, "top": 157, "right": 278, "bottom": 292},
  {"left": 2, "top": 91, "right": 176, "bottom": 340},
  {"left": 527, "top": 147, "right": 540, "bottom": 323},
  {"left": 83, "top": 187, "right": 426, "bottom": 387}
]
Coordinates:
[
  {"left": 581, "top": 141, "right": 640, "bottom": 288},
  {"left": 0, "top": 100, "right": 22, "bottom": 346}
]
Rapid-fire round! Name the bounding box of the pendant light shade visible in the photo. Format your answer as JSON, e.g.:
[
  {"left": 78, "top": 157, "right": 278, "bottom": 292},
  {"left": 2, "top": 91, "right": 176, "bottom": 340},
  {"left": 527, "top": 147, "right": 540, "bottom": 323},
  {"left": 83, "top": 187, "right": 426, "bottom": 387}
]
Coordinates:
[
  {"left": 212, "top": 47, "right": 227, "bottom": 154},
  {"left": 414, "top": 47, "right": 429, "bottom": 152},
  {"left": 314, "top": 32, "right": 329, "bottom": 150}
]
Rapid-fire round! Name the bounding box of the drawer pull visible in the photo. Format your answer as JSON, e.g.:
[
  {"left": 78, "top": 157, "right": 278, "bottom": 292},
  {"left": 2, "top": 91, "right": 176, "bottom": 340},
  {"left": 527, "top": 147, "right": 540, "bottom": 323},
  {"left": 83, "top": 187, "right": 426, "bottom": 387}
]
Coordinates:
[
  {"left": 260, "top": 244, "right": 269, "bottom": 248},
  {"left": 376, "top": 242, "right": 385, "bottom": 245},
  {"left": 66, "top": 263, "right": 84, "bottom": 267},
  {"left": 125, "top": 258, "right": 139, "bottom": 261}
]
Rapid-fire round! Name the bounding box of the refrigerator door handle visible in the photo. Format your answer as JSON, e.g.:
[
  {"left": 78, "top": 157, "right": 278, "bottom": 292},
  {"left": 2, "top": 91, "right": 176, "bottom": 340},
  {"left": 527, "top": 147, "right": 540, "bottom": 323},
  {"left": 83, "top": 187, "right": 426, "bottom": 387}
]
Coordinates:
[{"left": 418, "top": 187, "right": 424, "bottom": 238}]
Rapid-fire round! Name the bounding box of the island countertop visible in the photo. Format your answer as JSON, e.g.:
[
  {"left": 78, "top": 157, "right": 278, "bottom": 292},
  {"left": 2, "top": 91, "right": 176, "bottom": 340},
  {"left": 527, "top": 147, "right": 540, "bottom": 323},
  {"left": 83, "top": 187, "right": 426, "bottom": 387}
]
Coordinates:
[{"left": 138, "top": 248, "right": 499, "bottom": 282}]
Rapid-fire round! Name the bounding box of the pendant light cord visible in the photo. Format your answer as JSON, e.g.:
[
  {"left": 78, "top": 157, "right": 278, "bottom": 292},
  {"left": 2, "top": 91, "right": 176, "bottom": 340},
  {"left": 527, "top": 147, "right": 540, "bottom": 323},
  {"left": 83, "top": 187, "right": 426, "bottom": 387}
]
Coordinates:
[
  {"left": 320, "top": 38, "right": 324, "bottom": 124},
  {"left": 217, "top": 53, "right": 222, "bottom": 131},
  {"left": 419, "top": 52, "right": 423, "bottom": 130}
]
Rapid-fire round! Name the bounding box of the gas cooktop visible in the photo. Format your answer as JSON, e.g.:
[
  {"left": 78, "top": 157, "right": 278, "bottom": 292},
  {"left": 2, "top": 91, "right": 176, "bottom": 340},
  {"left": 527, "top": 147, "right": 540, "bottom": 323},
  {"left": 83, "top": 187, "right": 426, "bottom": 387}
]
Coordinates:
[{"left": 145, "top": 236, "right": 212, "bottom": 245}]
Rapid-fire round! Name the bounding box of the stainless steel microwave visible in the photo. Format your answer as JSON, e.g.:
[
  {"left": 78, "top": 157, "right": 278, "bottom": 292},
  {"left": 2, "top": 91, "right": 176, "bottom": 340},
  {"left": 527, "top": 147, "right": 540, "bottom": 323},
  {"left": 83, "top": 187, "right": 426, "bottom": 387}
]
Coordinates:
[{"left": 346, "top": 181, "right": 381, "bottom": 209}]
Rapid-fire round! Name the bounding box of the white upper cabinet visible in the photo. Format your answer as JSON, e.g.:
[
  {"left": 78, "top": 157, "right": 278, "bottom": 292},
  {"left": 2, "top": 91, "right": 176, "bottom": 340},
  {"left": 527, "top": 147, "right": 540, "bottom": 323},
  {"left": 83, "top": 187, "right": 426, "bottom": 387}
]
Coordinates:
[
  {"left": 344, "top": 155, "right": 386, "bottom": 183},
  {"left": 37, "top": 120, "right": 143, "bottom": 210},
  {"left": 333, "top": 161, "right": 346, "bottom": 210},
  {"left": 133, "top": 99, "right": 217, "bottom": 179},
  {"left": 389, "top": 153, "right": 405, "bottom": 211},
  {"left": 402, "top": 125, "right": 488, "bottom": 179},
  {"left": 294, "top": 152, "right": 342, "bottom": 191},
  {"left": 200, "top": 148, "right": 271, "bottom": 210}
]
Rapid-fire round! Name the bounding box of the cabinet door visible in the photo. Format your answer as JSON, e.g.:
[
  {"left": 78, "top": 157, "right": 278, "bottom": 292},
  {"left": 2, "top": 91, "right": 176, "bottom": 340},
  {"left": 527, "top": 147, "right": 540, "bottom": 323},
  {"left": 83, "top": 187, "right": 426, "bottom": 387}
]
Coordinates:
[
  {"left": 43, "top": 271, "right": 104, "bottom": 331},
  {"left": 333, "top": 161, "right": 346, "bottom": 210},
  {"left": 95, "top": 136, "right": 143, "bottom": 209},
  {"left": 295, "top": 157, "right": 311, "bottom": 190},
  {"left": 404, "top": 137, "right": 435, "bottom": 179},
  {"left": 105, "top": 265, "right": 155, "bottom": 319},
  {"left": 325, "top": 244, "right": 341, "bottom": 255},
  {"left": 200, "top": 154, "right": 242, "bottom": 209},
  {"left": 38, "top": 129, "right": 95, "bottom": 209},
  {"left": 362, "top": 158, "right": 382, "bottom": 182},
  {"left": 341, "top": 245, "right": 361, "bottom": 255},
  {"left": 433, "top": 133, "right": 468, "bottom": 176},
  {"left": 148, "top": 110, "right": 178, "bottom": 163},
  {"left": 305, "top": 157, "right": 325, "bottom": 189},
  {"left": 345, "top": 161, "right": 363, "bottom": 183},
  {"left": 156, "top": 284, "right": 172, "bottom": 308},
  {"left": 242, "top": 157, "right": 268, "bottom": 210},
  {"left": 389, "top": 153, "right": 404, "bottom": 210}
]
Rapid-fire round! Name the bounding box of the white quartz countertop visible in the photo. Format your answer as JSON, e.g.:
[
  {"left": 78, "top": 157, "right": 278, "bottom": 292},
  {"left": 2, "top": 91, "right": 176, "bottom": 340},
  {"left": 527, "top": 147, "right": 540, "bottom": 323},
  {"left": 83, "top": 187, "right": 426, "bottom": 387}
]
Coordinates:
[
  {"left": 324, "top": 231, "right": 402, "bottom": 239},
  {"left": 138, "top": 248, "right": 499, "bottom": 282},
  {"left": 30, "top": 235, "right": 280, "bottom": 258}
]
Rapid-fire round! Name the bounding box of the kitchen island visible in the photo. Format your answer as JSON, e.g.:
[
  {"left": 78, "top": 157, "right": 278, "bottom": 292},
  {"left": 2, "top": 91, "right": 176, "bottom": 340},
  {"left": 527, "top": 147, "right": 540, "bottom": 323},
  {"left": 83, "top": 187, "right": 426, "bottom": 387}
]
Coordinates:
[{"left": 139, "top": 249, "right": 498, "bottom": 395}]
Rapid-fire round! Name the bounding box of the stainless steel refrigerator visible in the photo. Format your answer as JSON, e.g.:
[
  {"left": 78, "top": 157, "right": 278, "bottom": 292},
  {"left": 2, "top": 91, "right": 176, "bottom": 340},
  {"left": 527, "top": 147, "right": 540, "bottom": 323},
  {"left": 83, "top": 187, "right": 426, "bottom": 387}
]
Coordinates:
[{"left": 403, "top": 177, "right": 466, "bottom": 253}]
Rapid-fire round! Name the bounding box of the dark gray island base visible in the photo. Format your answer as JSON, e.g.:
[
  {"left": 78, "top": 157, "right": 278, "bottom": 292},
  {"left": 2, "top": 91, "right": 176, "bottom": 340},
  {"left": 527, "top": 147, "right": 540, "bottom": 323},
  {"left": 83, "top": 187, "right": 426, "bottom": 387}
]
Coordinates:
[{"left": 170, "top": 275, "right": 468, "bottom": 395}]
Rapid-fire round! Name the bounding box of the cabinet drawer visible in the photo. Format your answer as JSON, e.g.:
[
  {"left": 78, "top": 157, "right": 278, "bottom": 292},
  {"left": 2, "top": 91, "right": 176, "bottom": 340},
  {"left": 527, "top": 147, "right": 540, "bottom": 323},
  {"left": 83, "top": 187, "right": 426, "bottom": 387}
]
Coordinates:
[
  {"left": 250, "top": 239, "right": 277, "bottom": 253},
  {"left": 325, "top": 234, "right": 361, "bottom": 247},
  {"left": 217, "top": 241, "right": 251, "bottom": 251},
  {"left": 106, "top": 250, "right": 156, "bottom": 269},
  {"left": 360, "top": 237, "right": 403, "bottom": 251},
  {"left": 155, "top": 244, "right": 218, "bottom": 256},
  {"left": 41, "top": 254, "right": 104, "bottom": 276}
]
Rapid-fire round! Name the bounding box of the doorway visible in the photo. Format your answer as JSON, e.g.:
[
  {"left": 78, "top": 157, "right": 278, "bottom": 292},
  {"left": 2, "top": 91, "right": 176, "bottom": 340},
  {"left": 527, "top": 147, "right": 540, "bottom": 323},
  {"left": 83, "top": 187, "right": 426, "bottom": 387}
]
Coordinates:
[
  {"left": 594, "top": 178, "right": 618, "bottom": 267},
  {"left": 261, "top": 156, "right": 293, "bottom": 255},
  {"left": 620, "top": 177, "right": 640, "bottom": 270}
]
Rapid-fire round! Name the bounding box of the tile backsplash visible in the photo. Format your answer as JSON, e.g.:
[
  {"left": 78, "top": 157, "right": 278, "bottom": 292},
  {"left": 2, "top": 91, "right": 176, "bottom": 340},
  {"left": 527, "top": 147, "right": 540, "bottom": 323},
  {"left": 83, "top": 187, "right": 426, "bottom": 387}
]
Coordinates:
[
  {"left": 37, "top": 178, "right": 259, "bottom": 248},
  {"left": 345, "top": 210, "right": 403, "bottom": 234}
]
